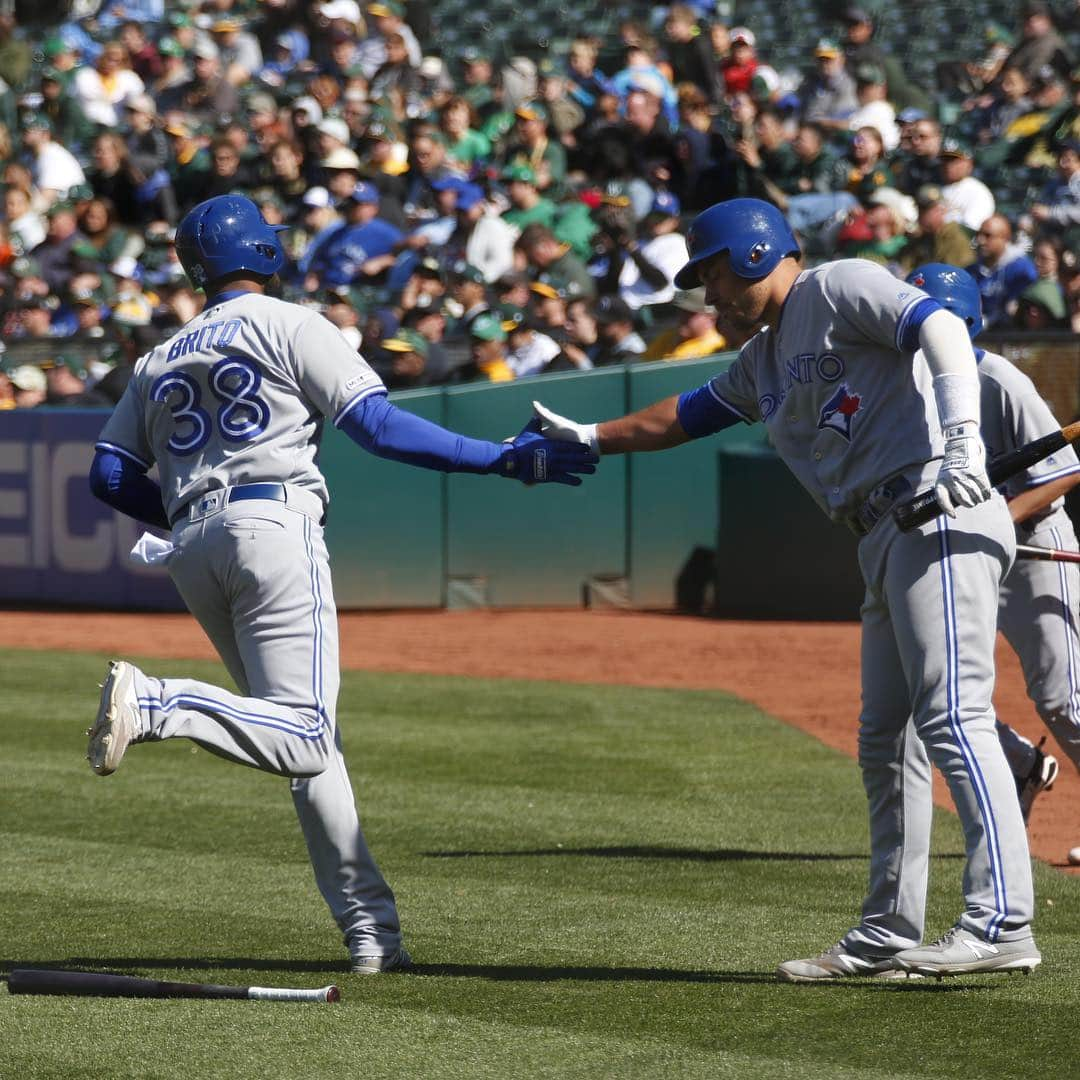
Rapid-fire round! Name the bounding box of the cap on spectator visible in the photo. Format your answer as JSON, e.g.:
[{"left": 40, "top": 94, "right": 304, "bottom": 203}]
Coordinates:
[
  {"left": 915, "top": 184, "right": 943, "bottom": 208},
  {"left": 650, "top": 190, "right": 681, "bottom": 217},
  {"left": 317, "top": 117, "right": 351, "bottom": 145},
  {"left": 71, "top": 285, "right": 106, "bottom": 307},
  {"left": 167, "top": 10, "right": 193, "bottom": 28},
  {"left": 515, "top": 101, "right": 549, "bottom": 123},
  {"left": 469, "top": 311, "right": 507, "bottom": 341},
  {"left": 366, "top": 121, "right": 393, "bottom": 141},
  {"left": 302, "top": 186, "right": 334, "bottom": 208},
  {"left": 431, "top": 175, "right": 465, "bottom": 194},
  {"left": 367, "top": 1, "right": 405, "bottom": 16},
  {"left": 321, "top": 147, "right": 361, "bottom": 170},
  {"left": 625, "top": 71, "right": 667, "bottom": 99},
  {"left": 498, "top": 304, "right": 527, "bottom": 332},
  {"left": 815, "top": 38, "right": 842, "bottom": 58},
  {"left": 293, "top": 96, "right": 324, "bottom": 124},
  {"left": 416, "top": 256, "right": 443, "bottom": 278},
  {"left": 854, "top": 63, "right": 886, "bottom": 85},
  {"left": 841, "top": 6, "right": 873, "bottom": 23},
  {"left": 1019, "top": 279, "right": 1067, "bottom": 319},
  {"left": 502, "top": 163, "right": 537, "bottom": 184},
  {"left": 455, "top": 183, "right": 485, "bottom": 211},
  {"left": 192, "top": 39, "right": 220, "bottom": 61},
  {"left": 673, "top": 287, "right": 715, "bottom": 314},
  {"left": 211, "top": 17, "right": 243, "bottom": 33},
  {"left": 158, "top": 36, "right": 185, "bottom": 58},
  {"left": 23, "top": 115, "right": 52, "bottom": 133},
  {"left": 450, "top": 260, "right": 485, "bottom": 285},
  {"left": 46, "top": 200, "right": 75, "bottom": 218},
  {"left": 985, "top": 22, "right": 1015, "bottom": 46},
  {"left": 42, "top": 353, "right": 86, "bottom": 375},
  {"left": 730, "top": 27, "right": 756, "bottom": 47},
  {"left": 867, "top": 186, "right": 918, "bottom": 228},
  {"left": 164, "top": 119, "right": 194, "bottom": 138},
  {"left": 940, "top": 135, "right": 973, "bottom": 158},
  {"left": 110, "top": 256, "right": 144, "bottom": 282},
  {"left": 125, "top": 93, "right": 157, "bottom": 117},
  {"left": 40, "top": 66, "right": 63, "bottom": 83},
  {"left": 750, "top": 65, "right": 781, "bottom": 100},
  {"left": 10, "top": 256, "right": 41, "bottom": 278},
  {"left": 1060, "top": 138, "right": 1080, "bottom": 156},
  {"left": 461, "top": 47, "right": 490, "bottom": 64},
  {"left": 594, "top": 294, "right": 634, "bottom": 324},
  {"left": 68, "top": 183, "right": 94, "bottom": 202},
  {"left": 529, "top": 280, "right": 562, "bottom": 300},
  {"left": 347, "top": 180, "right": 380, "bottom": 203},
  {"left": 248, "top": 92, "right": 279, "bottom": 116},
  {"left": 382, "top": 328, "right": 429, "bottom": 357},
  {"left": 319, "top": 0, "right": 363, "bottom": 20},
  {"left": 9, "top": 365, "right": 47, "bottom": 392},
  {"left": 41, "top": 35, "right": 71, "bottom": 58},
  {"left": 897, "top": 107, "right": 928, "bottom": 124}
]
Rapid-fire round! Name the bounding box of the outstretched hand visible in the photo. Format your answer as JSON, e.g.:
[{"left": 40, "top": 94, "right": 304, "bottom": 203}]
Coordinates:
[{"left": 499, "top": 417, "right": 599, "bottom": 486}]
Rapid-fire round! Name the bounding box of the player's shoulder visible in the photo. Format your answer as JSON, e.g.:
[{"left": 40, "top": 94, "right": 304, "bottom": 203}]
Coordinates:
[
  {"left": 977, "top": 349, "right": 1039, "bottom": 398},
  {"left": 802, "top": 258, "right": 910, "bottom": 305}
]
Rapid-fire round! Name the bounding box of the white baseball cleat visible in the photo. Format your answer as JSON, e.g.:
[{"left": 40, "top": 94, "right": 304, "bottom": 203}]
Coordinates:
[
  {"left": 777, "top": 942, "right": 913, "bottom": 982},
  {"left": 893, "top": 926, "right": 1041, "bottom": 977},
  {"left": 86, "top": 661, "right": 141, "bottom": 776},
  {"left": 350, "top": 946, "right": 412, "bottom": 974}
]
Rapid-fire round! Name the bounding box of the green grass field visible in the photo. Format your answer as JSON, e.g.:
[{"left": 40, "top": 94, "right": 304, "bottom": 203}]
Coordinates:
[{"left": 2, "top": 648, "right": 1079, "bottom": 1079}]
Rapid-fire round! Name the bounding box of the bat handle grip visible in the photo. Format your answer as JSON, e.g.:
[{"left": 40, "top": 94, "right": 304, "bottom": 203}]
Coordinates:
[{"left": 892, "top": 487, "right": 942, "bottom": 532}]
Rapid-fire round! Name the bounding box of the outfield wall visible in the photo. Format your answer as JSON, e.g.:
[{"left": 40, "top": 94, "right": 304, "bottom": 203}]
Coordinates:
[{"left": 0, "top": 356, "right": 770, "bottom": 612}]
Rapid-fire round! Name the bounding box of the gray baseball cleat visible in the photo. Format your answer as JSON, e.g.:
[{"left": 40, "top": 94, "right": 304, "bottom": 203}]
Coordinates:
[
  {"left": 350, "top": 946, "right": 412, "bottom": 974},
  {"left": 777, "top": 942, "right": 911, "bottom": 982},
  {"left": 1017, "top": 743, "right": 1058, "bottom": 823},
  {"left": 893, "top": 926, "right": 1041, "bottom": 977},
  {"left": 86, "top": 660, "right": 141, "bottom": 776}
]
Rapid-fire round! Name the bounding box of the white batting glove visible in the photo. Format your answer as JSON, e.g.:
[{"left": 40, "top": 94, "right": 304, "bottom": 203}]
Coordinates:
[
  {"left": 532, "top": 401, "right": 600, "bottom": 456},
  {"left": 934, "top": 421, "right": 991, "bottom": 517}
]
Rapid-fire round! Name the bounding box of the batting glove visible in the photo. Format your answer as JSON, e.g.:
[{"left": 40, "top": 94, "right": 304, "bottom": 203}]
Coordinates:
[
  {"left": 499, "top": 418, "right": 599, "bottom": 486},
  {"left": 934, "top": 421, "right": 991, "bottom": 517},
  {"left": 532, "top": 401, "right": 600, "bottom": 455}
]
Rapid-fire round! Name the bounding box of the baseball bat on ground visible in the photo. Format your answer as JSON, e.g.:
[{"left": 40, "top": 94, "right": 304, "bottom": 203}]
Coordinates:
[
  {"left": 1016, "top": 543, "right": 1080, "bottom": 564},
  {"left": 6, "top": 968, "right": 340, "bottom": 1002},
  {"left": 894, "top": 420, "right": 1080, "bottom": 532}
]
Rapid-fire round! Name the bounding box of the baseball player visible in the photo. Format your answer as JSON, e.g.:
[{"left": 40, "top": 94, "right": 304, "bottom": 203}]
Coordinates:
[
  {"left": 906, "top": 263, "right": 1080, "bottom": 836},
  {"left": 533, "top": 198, "right": 1041, "bottom": 980},
  {"left": 86, "top": 195, "right": 596, "bottom": 974}
]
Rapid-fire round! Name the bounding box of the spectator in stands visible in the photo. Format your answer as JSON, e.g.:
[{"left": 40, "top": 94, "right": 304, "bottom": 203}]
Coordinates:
[
  {"left": 968, "top": 212, "right": 1039, "bottom": 327},
  {"left": 939, "top": 136, "right": 996, "bottom": 232},
  {"left": 446, "top": 260, "right": 490, "bottom": 336},
  {"left": 439, "top": 96, "right": 490, "bottom": 169},
  {"left": 152, "top": 37, "right": 190, "bottom": 100},
  {"left": 663, "top": 4, "right": 723, "bottom": 105},
  {"left": 847, "top": 64, "right": 899, "bottom": 152},
  {"left": 442, "top": 182, "right": 517, "bottom": 284},
  {"left": 118, "top": 21, "right": 162, "bottom": 84},
  {"left": 835, "top": 125, "right": 891, "bottom": 201},
  {"left": 721, "top": 27, "right": 758, "bottom": 97},
  {"left": 843, "top": 196, "right": 911, "bottom": 275},
  {"left": 734, "top": 106, "right": 800, "bottom": 203},
  {"left": 7, "top": 363, "right": 47, "bottom": 406},
  {"left": 378, "top": 327, "right": 432, "bottom": 389},
  {"left": 368, "top": 32, "right": 423, "bottom": 117},
  {"left": 1001, "top": 1, "right": 1074, "bottom": 83},
  {"left": 73, "top": 196, "right": 133, "bottom": 268},
  {"left": 1030, "top": 139, "right": 1080, "bottom": 232},
  {"left": 1015, "top": 277, "right": 1071, "bottom": 329},
  {"left": 400, "top": 302, "right": 451, "bottom": 381},
  {"left": 0, "top": 13, "right": 30, "bottom": 91},
  {"left": 802, "top": 39, "right": 858, "bottom": 132},
  {"left": 22, "top": 116, "right": 85, "bottom": 208},
  {"left": 536, "top": 62, "right": 586, "bottom": 148},
  {"left": 501, "top": 305, "right": 562, "bottom": 377},
  {"left": 616, "top": 190, "right": 686, "bottom": 313},
  {"left": 501, "top": 102, "right": 567, "bottom": 195},
  {"left": 904, "top": 185, "right": 976, "bottom": 271},
  {"left": 449, "top": 310, "right": 514, "bottom": 383},
  {"left": 403, "top": 123, "right": 454, "bottom": 226},
  {"left": 73, "top": 41, "right": 145, "bottom": 129},
  {"left": 4, "top": 185, "right": 45, "bottom": 253},
  {"left": 642, "top": 288, "right": 725, "bottom": 361},
  {"left": 528, "top": 281, "right": 570, "bottom": 340},
  {"left": 460, "top": 48, "right": 496, "bottom": 116},
  {"left": 840, "top": 6, "right": 931, "bottom": 113},
  {"left": 40, "top": 66, "right": 95, "bottom": 154},
  {"left": 361, "top": 1, "right": 422, "bottom": 74},
  {"left": 560, "top": 296, "right": 600, "bottom": 370},
  {"left": 32, "top": 201, "right": 85, "bottom": 296},
  {"left": 502, "top": 164, "right": 554, "bottom": 232},
  {"left": 592, "top": 293, "right": 647, "bottom": 366},
  {"left": 168, "top": 41, "right": 241, "bottom": 125},
  {"left": 975, "top": 66, "right": 1035, "bottom": 143},
  {"left": 516, "top": 223, "right": 596, "bottom": 300},
  {"left": 210, "top": 16, "right": 263, "bottom": 88},
  {"left": 891, "top": 116, "right": 942, "bottom": 195}
]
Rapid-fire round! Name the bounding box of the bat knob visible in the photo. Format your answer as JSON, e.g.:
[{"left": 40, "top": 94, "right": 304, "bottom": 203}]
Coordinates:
[{"left": 326, "top": 985, "right": 341, "bottom": 1002}]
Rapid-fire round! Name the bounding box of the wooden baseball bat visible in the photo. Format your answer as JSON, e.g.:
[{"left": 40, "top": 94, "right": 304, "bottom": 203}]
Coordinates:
[
  {"left": 894, "top": 420, "right": 1080, "bottom": 532},
  {"left": 1016, "top": 543, "right": 1080, "bottom": 564},
  {"left": 6, "top": 968, "right": 340, "bottom": 1002}
]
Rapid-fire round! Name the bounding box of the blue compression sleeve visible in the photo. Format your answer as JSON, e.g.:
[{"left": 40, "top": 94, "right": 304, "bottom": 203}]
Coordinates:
[
  {"left": 89, "top": 449, "right": 170, "bottom": 530},
  {"left": 338, "top": 392, "right": 504, "bottom": 473},
  {"left": 676, "top": 384, "right": 746, "bottom": 439},
  {"left": 896, "top": 297, "right": 941, "bottom": 352}
]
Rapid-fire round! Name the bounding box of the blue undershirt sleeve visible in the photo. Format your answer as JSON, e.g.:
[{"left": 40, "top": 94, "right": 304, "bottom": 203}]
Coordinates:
[
  {"left": 676, "top": 384, "right": 747, "bottom": 439},
  {"left": 337, "top": 392, "right": 505, "bottom": 474},
  {"left": 89, "top": 449, "right": 170, "bottom": 531},
  {"left": 896, "top": 297, "right": 942, "bottom": 353}
]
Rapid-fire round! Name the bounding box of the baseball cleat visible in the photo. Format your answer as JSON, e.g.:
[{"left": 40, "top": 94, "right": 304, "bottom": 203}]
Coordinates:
[
  {"left": 350, "top": 946, "right": 412, "bottom": 974},
  {"left": 776, "top": 942, "right": 911, "bottom": 982},
  {"left": 893, "top": 926, "right": 1041, "bottom": 977},
  {"left": 1017, "top": 743, "right": 1059, "bottom": 823},
  {"left": 86, "top": 661, "right": 141, "bottom": 776}
]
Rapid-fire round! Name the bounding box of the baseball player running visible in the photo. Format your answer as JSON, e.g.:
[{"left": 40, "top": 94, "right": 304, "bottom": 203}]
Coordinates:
[
  {"left": 87, "top": 195, "right": 596, "bottom": 973},
  {"left": 533, "top": 198, "right": 1040, "bottom": 980},
  {"left": 906, "top": 263, "right": 1080, "bottom": 840}
]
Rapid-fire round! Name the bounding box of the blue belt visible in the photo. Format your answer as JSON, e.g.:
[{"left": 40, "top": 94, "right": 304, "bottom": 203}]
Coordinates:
[
  {"left": 850, "top": 473, "right": 914, "bottom": 537},
  {"left": 170, "top": 483, "right": 287, "bottom": 527}
]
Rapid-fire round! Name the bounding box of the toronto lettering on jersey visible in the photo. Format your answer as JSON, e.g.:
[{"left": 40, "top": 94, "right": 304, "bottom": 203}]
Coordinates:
[
  {"left": 758, "top": 351, "right": 845, "bottom": 421},
  {"left": 166, "top": 319, "right": 243, "bottom": 362}
]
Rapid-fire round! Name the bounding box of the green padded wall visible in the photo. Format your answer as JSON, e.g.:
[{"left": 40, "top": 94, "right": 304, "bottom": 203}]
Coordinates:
[
  {"left": 442, "top": 370, "right": 629, "bottom": 605},
  {"left": 321, "top": 388, "right": 446, "bottom": 607},
  {"left": 626, "top": 356, "right": 769, "bottom": 609}
]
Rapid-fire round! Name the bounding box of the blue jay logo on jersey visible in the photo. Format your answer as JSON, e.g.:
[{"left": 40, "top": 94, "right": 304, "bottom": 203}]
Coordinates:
[{"left": 817, "top": 384, "right": 862, "bottom": 441}]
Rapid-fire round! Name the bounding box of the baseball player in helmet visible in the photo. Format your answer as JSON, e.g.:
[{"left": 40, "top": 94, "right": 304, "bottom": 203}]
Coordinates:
[
  {"left": 87, "top": 195, "right": 596, "bottom": 972},
  {"left": 534, "top": 198, "right": 1041, "bottom": 980},
  {"left": 907, "top": 263, "right": 1080, "bottom": 838}
]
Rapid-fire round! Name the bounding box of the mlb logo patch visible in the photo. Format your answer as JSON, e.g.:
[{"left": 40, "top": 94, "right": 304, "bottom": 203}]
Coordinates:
[{"left": 818, "top": 383, "right": 862, "bottom": 441}]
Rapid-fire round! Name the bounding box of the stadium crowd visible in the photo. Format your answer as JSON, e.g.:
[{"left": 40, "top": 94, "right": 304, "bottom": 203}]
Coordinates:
[{"left": 1, "top": 0, "right": 1079, "bottom": 408}]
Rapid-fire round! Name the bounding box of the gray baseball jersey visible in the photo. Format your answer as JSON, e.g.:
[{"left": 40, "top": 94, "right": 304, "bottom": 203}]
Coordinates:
[
  {"left": 97, "top": 293, "right": 385, "bottom": 520},
  {"left": 94, "top": 291, "right": 403, "bottom": 963},
  {"left": 705, "top": 260, "right": 1033, "bottom": 954},
  {"left": 977, "top": 350, "right": 1080, "bottom": 778},
  {"left": 706, "top": 261, "right": 941, "bottom": 523}
]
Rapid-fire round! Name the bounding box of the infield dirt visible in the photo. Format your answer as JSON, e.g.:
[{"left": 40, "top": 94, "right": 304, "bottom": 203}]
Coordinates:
[{"left": 2, "top": 608, "right": 1074, "bottom": 869}]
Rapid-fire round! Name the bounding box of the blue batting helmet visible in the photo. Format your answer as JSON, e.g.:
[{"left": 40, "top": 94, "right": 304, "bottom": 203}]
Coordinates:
[
  {"left": 674, "top": 198, "right": 800, "bottom": 289},
  {"left": 175, "top": 194, "right": 287, "bottom": 290},
  {"left": 905, "top": 263, "right": 983, "bottom": 339}
]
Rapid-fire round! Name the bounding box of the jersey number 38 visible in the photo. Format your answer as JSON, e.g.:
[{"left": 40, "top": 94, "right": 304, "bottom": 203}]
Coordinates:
[{"left": 150, "top": 357, "right": 271, "bottom": 456}]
